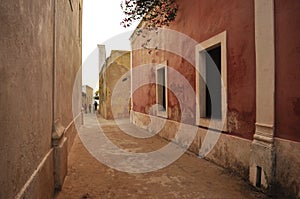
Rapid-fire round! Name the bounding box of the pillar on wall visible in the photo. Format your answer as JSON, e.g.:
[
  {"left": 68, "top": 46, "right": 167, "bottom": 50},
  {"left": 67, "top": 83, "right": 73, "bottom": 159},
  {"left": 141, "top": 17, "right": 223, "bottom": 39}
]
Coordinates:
[
  {"left": 249, "top": 0, "right": 275, "bottom": 192},
  {"left": 52, "top": 119, "right": 68, "bottom": 191}
]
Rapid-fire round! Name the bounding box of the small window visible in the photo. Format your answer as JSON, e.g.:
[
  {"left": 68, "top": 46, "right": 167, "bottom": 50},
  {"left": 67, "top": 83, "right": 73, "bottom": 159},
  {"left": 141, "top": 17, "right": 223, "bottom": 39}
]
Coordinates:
[{"left": 156, "top": 61, "right": 168, "bottom": 118}]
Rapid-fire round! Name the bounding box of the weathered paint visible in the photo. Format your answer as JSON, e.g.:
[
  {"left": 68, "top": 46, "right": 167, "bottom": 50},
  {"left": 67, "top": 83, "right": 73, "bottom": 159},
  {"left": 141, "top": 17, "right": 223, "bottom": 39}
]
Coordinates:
[
  {"left": 131, "top": 0, "right": 300, "bottom": 197},
  {"left": 0, "top": 1, "right": 54, "bottom": 198},
  {"left": 0, "top": 0, "right": 82, "bottom": 197},
  {"left": 132, "top": 0, "right": 256, "bottom": 139},
  {"left": 99, "top": 51, "right": 131, "bottom": 119},
  {"left": 273, "top": 1, "right": 300, "bottom": 197},
  {"left": 131, "top": 111, "right": 252, "bottom": 179},
  {"left": 275, "top": 0, "right": 300, "bottom": 142},
  {"left": 274, "top": 138, "right": 300, "bottom": 198}
]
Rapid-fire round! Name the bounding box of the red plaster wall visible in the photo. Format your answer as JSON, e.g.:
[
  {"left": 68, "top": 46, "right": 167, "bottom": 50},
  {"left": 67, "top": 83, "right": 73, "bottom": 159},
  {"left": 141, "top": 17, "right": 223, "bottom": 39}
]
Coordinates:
[
  {"left": 132, "top": 0, "right": 256, "bottom": 139},
  {"left": 131, "top": 49, "right": 157, "bottom": 114},
  {"left": 275, "top": 0, "right": 300, "bottom": 142}
]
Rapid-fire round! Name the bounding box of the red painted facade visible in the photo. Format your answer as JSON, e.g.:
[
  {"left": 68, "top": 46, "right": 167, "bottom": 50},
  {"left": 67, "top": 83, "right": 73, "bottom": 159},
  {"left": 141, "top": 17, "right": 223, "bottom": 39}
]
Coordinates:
[
  {"left": 132, "top": 0, "right": 256, "bottom": 140},
  {"left": 275, "top": 0, "right": 300, "bottom": 142},
  {"left": 132, "top": 0, "right": 300, "bottom": 143},
  {"left": 131, "top": 1, "right": 300, "bottom": 197}
]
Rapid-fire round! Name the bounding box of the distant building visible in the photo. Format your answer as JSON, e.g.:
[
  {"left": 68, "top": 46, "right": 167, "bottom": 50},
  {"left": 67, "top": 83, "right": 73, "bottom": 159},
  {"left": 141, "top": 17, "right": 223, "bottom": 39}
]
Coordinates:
[
  {"left": 98, "top": 44, "right": 106, "bottom": 73},
  {"left": 99, "top": 50, "right": 131, "bottom": 119},
  {"left": 82, "top": 85, "right": 94, "bottom": 111}
]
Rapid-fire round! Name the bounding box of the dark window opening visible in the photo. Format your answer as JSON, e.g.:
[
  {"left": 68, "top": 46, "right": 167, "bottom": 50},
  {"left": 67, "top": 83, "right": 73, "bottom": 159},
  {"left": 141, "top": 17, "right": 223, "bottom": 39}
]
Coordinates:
[
  {"left": 205, "top": 45, "right": 221, "bottom": 119},
  {"left": 157, "top": 68, "right": 166, "bottom": 111}
]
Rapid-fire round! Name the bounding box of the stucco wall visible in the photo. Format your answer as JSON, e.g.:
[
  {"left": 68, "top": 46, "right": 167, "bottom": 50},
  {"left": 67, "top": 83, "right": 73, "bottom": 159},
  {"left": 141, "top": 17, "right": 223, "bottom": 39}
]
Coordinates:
[
  {"left": 131, "top": 0, "right": 256, "bottom": 139},
  {"left": 130, "top": 1, "right": 300, "bottom": 197},
  {"left": 131, "top": 50, "right": 194, "bottom": 124},
  {"left": 0, "top": 1, "right": 54, "bottom": 198},
  {"left": 0, "top": 0, "right": 82, "bottom": 197},
  {"left": 274, "top": 0, "right": 300, "bottom": 142},
  {"left": 55, "top": 0, "right": 82, "bottom": 129},
  {"left": 99, "top": 51, "right": 130, "bottom": 119},
  {"left": 53, "top": 0, "right": 82, "bottom": 164},
  {"left": 274, "top": 138, "right": 300, "bottom": 198},
  {"left": 274, "top": 1, "right": 300, "bottom": 197}
]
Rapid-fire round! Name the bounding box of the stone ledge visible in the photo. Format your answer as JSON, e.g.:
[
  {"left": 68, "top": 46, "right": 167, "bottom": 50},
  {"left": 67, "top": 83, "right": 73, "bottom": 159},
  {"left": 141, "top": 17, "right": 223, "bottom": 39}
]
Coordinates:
[
  {"left": 54, "top": 137, "right": 68, "bottom": 191},
  {"left": 52, "top": 119, "right": 65, "bottom": 146}
]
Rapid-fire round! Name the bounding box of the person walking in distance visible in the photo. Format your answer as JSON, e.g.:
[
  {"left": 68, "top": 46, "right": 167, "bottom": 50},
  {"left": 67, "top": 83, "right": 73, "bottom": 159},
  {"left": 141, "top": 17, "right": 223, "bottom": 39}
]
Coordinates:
[
  {"left": 94, "top": 101, "right": 98, "bottom": 113},
  {"left": 84, "top": 103, "right": 87, "bottom": 114},
  {"left": 88, "top": 104, "right": 91, "bottom": 113}
]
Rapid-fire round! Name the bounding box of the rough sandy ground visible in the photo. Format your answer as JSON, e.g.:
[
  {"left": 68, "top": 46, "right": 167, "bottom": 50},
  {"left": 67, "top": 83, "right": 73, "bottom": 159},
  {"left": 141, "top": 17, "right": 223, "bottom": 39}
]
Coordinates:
[{"left": 55, "top": 114, "right": 268, "bottom": 199}]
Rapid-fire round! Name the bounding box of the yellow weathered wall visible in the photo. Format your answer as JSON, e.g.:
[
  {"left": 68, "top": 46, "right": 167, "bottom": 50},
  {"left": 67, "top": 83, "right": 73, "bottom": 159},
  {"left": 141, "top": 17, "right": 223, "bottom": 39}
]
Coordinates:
[{"left": 99, "top": 51, "right": 130, "bottom": 119}]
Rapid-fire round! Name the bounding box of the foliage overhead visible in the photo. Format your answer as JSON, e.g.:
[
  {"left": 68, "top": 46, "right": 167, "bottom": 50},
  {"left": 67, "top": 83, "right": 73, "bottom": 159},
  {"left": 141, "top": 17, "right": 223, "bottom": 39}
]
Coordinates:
[
  {"left": 94, "top": 90, "right": 99, "bottom": 100},
  {"left": 121, "top": 0, "right": 178, "bottom": 28}
]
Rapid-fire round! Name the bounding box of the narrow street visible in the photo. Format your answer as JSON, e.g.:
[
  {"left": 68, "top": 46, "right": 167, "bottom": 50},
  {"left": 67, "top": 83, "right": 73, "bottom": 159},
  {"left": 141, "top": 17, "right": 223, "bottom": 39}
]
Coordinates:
[
  {"left": 55, "top": 114, "right": 267, "bottom": 199},
  {"left": 1, "top": 1, "right": 299, "bottom": 198}
]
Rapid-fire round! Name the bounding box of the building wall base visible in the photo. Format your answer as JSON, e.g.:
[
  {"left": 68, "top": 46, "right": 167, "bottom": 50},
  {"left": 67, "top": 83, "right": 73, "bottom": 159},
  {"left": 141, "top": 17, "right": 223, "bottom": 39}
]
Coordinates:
[
  {"left": 130, "top": 111, "right": 251, "bottom": 179},
  {"left": 274, "top": 138, "right": 300, "bottom": 198}
]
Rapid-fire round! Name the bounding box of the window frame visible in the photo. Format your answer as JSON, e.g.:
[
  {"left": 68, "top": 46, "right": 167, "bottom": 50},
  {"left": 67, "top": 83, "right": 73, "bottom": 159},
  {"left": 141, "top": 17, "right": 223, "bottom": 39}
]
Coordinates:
[
  {"left": 156, "top": 61, "right": 168, "bottom": 118},
  {"left": 195, "top": 31, "right": 227, "bottom": 131}
]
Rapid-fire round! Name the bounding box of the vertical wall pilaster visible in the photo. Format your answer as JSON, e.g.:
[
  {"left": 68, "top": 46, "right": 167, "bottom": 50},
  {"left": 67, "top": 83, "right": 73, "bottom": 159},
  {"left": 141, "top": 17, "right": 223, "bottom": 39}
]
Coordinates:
[{"left": 250, "top": 0, "right": 276, "bottom": 191}]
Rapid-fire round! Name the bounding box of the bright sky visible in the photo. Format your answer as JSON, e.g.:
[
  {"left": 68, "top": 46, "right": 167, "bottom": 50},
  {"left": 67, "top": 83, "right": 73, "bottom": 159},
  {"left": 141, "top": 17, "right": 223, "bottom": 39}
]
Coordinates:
[{"left": 82, "top": 0, "right": 139, "bottom": 92}]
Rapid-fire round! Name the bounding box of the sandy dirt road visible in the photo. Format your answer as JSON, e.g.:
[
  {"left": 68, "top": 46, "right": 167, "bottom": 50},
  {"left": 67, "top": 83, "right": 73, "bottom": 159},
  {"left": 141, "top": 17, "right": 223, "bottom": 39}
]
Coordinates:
[{"left": 55, "top": 114, "right": 268, "bottom": 199}]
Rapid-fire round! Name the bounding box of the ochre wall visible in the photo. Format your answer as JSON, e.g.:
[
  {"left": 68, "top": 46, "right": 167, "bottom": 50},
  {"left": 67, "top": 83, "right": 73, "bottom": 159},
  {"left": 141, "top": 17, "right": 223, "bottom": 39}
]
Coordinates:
[
  {"left": 275, "top": 0, "right": 300, "bottom": 142},
  {"left": 0, "top": 0, "right": 82, "bottom": 198},
  {"left": 53, "top": 0, "right": 82, "bottom": 157},
  {"left": 99, "top": 51, "right": 130, "bottom": 119},
  {"left": 132, "top": 0, "right": 256, "bottom": 139},
  {"left": 55, "top": 0, "right": 82, "bottom": 130},
  {"left": 0, "top": 1, "right": 54, "bottom": 198}
]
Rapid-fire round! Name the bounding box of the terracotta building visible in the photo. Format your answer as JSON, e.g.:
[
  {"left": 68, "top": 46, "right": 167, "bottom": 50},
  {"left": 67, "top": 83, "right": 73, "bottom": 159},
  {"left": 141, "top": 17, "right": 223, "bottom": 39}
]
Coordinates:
[
  {"left": 0, "top": 0, "right": 83, "bottom": 198},
  {"left": 99, "top": 50, "right": 131, "bottom": 119},
  {"left": 130, "top": 0, "right": 300, "bottom": 198}
]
